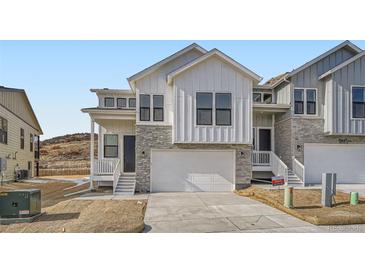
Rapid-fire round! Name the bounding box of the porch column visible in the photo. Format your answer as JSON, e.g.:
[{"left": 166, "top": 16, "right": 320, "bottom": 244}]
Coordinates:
[
  {"left": 271, "top": 114, "right": 275, "bottom": 152},
  {"left": 90, "top": 117, "right": 95, "bottom": 190}
]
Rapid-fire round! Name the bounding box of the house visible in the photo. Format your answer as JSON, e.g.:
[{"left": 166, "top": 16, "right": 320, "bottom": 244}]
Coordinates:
[
  {"left": 82, "top": 41, "right": 365, "bottom": 194},
  {"left": 0, "top": 86, "right": 43, "bottom": 182}
]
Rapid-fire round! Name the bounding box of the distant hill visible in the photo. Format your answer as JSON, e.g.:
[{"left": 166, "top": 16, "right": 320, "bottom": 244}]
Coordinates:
[{"left": 39, "top": 133, "right": 98, "bottom": 176}]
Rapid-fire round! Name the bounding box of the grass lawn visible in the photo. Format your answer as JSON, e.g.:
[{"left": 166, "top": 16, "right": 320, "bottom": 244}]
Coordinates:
[
  {"left": 237, "top": 186, "right": 365, "bottom": 226},
  {"left": 0, "top": 181, "right": 147, "bottom": 233}
]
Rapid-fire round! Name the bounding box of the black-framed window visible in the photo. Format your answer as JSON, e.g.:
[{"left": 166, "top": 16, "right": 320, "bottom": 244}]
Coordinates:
[
  {"left": 294, "top": 89, "right": 304, "bottom": 114},
  {"left": 30, "top": 134, "right": 33, "bottom": 152},
  {"left": 140, "top": 94, "right": 150, "bottom": 121},
  {"left": 352, "top": 87, "right": 365, "bottom": 118},
  {"left": 306, "top": 89, "right": 316, "bottom": 115},
  {"left": 263, "top": 93, "right": 272, "bottom": 104},
  {"left": 104, "top": 134, "right": 118, "bottom": 158},
  {"left": 153, "top": 95, "right": 164, "bottom": 121},
  {"left": 196, "top": 92, "right": 213, "bottom": 125},
  {"left": 104, "top": 97, "right": 115, "bottom": 108},
  {"left": 20, "top": 128, "right": 25, "bottom": 149},
  {"left": 215, "top": 93, "right": 232, "bottom": 126},
  {"left": 0, "top": 116, "right": 7, "bottom": 145},
  {"left": 129, "top": 98, "right": 136, "bottom": 108},
  {"left": 117, "top": 98, "right": 127, "bottom": 108}
]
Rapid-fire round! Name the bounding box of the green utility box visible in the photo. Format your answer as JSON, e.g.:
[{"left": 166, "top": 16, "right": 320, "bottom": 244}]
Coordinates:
[{"left": 0, "top": 189, "right": 41, "bottom": 218}]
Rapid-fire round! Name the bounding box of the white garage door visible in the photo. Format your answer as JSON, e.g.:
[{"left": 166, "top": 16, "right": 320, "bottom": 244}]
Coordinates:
[
  {"left": 304, "top": 144, "right": 365, "bottom": 185},
  {"left": 151, "top": 150, "right": 235, "bottom": 192}
]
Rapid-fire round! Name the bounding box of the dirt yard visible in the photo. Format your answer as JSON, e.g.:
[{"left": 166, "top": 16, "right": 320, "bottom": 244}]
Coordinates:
[
  {"left": 0, "top": 181, "right": 147, "bottom": 233},
  {"left": 237, "top": 186, "right": 365, "bottom": 225}
]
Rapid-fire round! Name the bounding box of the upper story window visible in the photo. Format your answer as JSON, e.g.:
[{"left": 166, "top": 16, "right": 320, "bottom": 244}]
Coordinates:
[
  {"left": 20, "top": 128, "right": 25, "bottom": 149},
  {"left": 153, "top": 95, "right": 164, "bottom": 121},
  {"left": 104, "top": 97, "right": 115, "bottom": 108},
  {"left": 294, "top": 88, "right": 316, "bottom": 115},
  {"left": 253, "top": 92, "right": 272, "bottom": 104},
  {"left": 129, "top": 98, "right": 136, "bottom": 109},
  {"left": 352, "top": 87, "right": 365, "bottom": 119},
  {"left": 140, "top": 94, "right": 150, "bottom": 121},
  {"left": 30, "top": 133, "right": 33, "bottom": 152},
  {"left": 117, "top": 98, "right": 127, "bottom": 108},
  {"left": 0, "top": 116, "right": 7, "bottom": 145},
  {"left": 104, "top": 134, "right": 118, "bottom": 158},
  {"left": 196, "top": 92, "right": 213, "bottom": 125},
  {"left": 215, "top": 93, "right": 231, "bottom": 126}
]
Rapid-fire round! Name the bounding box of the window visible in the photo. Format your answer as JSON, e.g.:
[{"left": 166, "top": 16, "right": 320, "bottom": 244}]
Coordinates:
[
  {"left": 117, "top": 98, "right": 127, "bottom": 108},
  {"left": 129, "top": 98, "right": 136, "bottom": 108},
  {"left": 0, "top": 116, "right": 7, "bottom": 145},
  {"left": 104, "top": 97, "right": 115, "bottom": 108},
  {"left": 263, "top": 93, "right": 272, "bottom": 104},
  {"left": 294, "top": 88, "right": 317, "bottom": 115},
  {"left": 215, "top": 93, "right": 232, "bottom": 126},
  {"left": 30, "top": 134, "right": 33, "bottom": 152},
  {"left": 294, "top": 89, "right": 304, "bottom": 114},
  {"left": 104, "top": 134, "right": 118, "bottom": 158},
  {"left": 306, "top": 89, "right": 316, "bottom": 115},
  {"left": 153, "top": 95, "right": 164, "bottom": 121},
  {"left": 352, "top": 87, "right": 365, "bottom": 118},
  {"left": 196, "top": 92, "right": 213, "bottom": 125},
  {"left": 253, "top": 93, "right": 262, "bottom": 103},
  {"left": 140, "top": 94, "right": 150, "bottom": 121},
  {"left": 20, "top": 128, "right": 25, "bottom": 149}
]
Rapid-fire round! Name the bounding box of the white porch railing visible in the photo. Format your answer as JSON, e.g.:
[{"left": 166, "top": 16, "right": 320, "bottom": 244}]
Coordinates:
[
  {"left": 112, "top": 159, "right": 121, "bottom": 193},
  {"left": 94, "top": 159, "right": 119, "bottom": 175},
  {"left": 292, "top": 156, "right": 305, "bottom": 183},
  {"left": 252, "top": 151, "right": 271, "bottom": 166},
  {"left": 271, "top": 152, "right": 288, "bottom": 183}
]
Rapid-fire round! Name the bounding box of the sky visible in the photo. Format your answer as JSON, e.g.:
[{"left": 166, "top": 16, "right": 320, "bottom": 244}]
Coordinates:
[{"left": 1, "top": 40, "right": 365, "bottom": 140}]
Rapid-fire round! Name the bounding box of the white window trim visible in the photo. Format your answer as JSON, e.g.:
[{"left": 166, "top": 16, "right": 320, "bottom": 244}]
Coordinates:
[
  {"left": 350, "top": 85, "right": 365, "bottom": 120},
  {"left": 138, "top": 94, "right": 166, "bottom": 124},
  {"left": 194, "top": 91, "right": 233, "bottom": 128},
  {"left": 293, "top": 87, "right": 318, "bottom": 116},
  {"left": 253, "top": 92, "right": 273, "bottom": 104}
]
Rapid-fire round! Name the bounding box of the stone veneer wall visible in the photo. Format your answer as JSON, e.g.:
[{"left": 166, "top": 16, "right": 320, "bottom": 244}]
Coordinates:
[
  {"left": 135, "top": 125, "right": 252, "bottom": 193},
  {"left": 275, "top": 115, "right": 365, "bottom": 169}
]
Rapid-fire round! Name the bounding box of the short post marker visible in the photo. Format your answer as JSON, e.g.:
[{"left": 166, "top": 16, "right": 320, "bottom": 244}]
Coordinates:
[
  {"left": 284, "top": 186, "right": 293, "bottom": 208},
  {"left": 350, "top": 192, "right": 359, "bottom": 206}
]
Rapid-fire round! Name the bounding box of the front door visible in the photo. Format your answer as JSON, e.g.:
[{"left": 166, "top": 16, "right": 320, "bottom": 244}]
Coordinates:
[
  {"left": 123, "top": 136, "right": 135, "bottom": 172},
  {"left": 258, "top": 129, "right": 271, "bottom": 151}
]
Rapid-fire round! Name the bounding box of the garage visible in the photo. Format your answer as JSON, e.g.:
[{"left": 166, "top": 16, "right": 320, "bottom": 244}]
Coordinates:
[
  {"left": 304, "top": 144, "right": 365, "bottom": 185},
  {"left": 150, "top": 149, "right": 235, "bottom": 192}
]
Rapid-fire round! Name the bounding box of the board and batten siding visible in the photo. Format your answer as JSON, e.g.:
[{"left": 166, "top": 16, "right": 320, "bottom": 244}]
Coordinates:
[
  {"left": 290, "top": 47, "right": 357, "bottom": 118},
  {"left": 134, "top": 48, "right": 205, "bottom": 126},
  {"left": 275, "top": 82, "right": 291, "bottom": 105},
  {"left": 173, "top": 56, "right": 252, "bottom": 144},
  {"left": 327, "top": 55, "right": 365, "bottom": 135}
]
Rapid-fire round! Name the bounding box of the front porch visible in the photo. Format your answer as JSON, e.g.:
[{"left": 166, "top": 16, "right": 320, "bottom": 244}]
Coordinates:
[{"left": 81, "top": 107, "right": 137, "bottom": 194}]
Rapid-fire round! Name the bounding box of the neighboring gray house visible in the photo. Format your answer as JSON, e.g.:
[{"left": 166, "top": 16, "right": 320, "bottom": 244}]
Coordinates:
[{"left": 82, "top": 41, "right": 365, "bottom": 195}]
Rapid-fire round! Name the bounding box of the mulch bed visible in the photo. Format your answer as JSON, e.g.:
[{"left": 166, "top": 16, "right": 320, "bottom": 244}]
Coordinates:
[{"left": 237, "top": 186, "right": 365, "bottom": 225}]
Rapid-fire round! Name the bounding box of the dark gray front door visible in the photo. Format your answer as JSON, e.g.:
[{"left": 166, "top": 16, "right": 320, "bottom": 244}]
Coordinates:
[
  {"left": 259, "top": 129, "right": 271, "bottom": 151},
  {"left": 123, "top": 136, "right": 135, "bottom": 172}
]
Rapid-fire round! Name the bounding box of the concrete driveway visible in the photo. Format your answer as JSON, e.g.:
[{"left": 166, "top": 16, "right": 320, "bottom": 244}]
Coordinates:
[{"left": 144, "top": 192, "right": 324, "bottom": 233}]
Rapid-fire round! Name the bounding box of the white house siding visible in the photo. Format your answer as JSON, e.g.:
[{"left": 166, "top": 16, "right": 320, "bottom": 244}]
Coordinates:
[
  {"left": 134, "top": 48, "right": 205, "bottom": 126},
  {"left": 173, "top": 56, "right": 252, "bottom": 144},
  {"left": 324, "top": 78, "right": 333, "bottom": 133},
  {"left": 275, "top": 82, "right": 290, "bottom": 105},
  {"left": 97, "top": 119, "right": 135, "bottom": 159},
  {"left": 253, "top": 112, "right": 272, "bottom": 127},
  {"left": 0, "top": 105, "right": 40, "bottom": 181},
  {"left": 329, "top": 55, "right": 365, "bottom": 135}
]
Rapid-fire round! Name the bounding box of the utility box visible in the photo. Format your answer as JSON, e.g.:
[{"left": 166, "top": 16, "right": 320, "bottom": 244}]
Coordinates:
[{"left": 0, "top": 189, "right": 41, "bottom": 218}]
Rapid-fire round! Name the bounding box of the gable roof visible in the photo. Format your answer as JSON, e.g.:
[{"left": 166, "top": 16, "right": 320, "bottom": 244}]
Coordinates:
[
  {"left": 127, "top": 43, "right": 207, "bottom": 85},
  {"left": 287, "top": 41, "right": 362, "bottom": 78},
  {"left": 318, "top": 51, "right": 365, "bottom": 80},
  {"left": 167, "top": 49, "right": 262, "bottom": 84},
  {"left": 0, "top": 86, "right": 43, "bottom": 134},
  {"left": 263, "top": 72, "right": 290, "bottom": 88}
]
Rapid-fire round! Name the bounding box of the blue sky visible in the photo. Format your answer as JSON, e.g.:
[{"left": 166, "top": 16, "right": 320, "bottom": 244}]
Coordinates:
[{"left": 1, "top": 40, "right": 365, "bottom": 140}]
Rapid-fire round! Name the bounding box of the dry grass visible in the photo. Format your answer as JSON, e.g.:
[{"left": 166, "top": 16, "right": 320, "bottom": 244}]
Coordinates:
[
  {"left": 0, "top": 181, "right": 147, "bottom": 233},
  {"left": 237, "top": 186, "right": 365, "bottom": 225}
]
